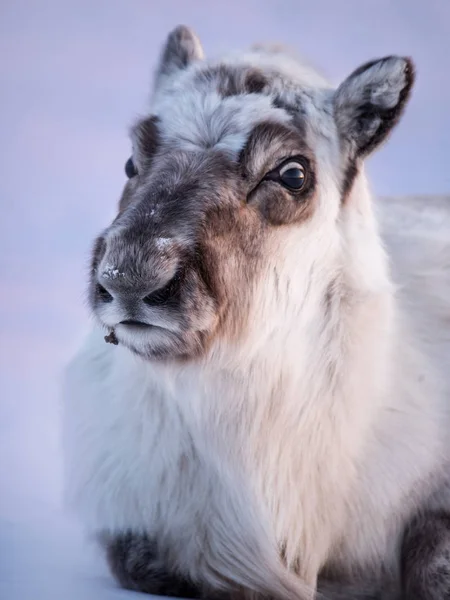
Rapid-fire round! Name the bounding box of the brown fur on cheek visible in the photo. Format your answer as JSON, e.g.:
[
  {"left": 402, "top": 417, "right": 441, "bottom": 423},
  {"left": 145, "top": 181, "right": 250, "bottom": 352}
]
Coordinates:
[{"left": 199, "top": 204, "right": 266, "bottom": 344}]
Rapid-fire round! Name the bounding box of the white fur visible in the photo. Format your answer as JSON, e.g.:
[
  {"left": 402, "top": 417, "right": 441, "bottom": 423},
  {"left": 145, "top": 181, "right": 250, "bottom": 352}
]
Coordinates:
[
  {"left": 153, "top": 88, "right": 292, "bottom": 156},
  {"left": 62, "top": 42, "right": 450, "bottom": 599}
]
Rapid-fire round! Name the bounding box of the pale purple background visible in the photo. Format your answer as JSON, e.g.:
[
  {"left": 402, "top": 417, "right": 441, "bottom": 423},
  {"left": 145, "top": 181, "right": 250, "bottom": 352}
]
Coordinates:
[{"left": 0, "top": 1, "right": 449, "bottom": 597}]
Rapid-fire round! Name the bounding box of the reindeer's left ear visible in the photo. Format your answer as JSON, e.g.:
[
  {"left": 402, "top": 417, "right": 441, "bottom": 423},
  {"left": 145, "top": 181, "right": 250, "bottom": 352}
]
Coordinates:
[
  {"left": 334, "top": 56, "right": 415, "bottom": 158},
  {"left": 155, "top": 25, "right": 204, "bottom": 84}
]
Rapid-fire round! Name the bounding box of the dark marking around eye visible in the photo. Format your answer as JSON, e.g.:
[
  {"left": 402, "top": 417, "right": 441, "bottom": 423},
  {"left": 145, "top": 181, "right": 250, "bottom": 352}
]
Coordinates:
[{"left": 125, "top": 157, "right": 138, "bottom": 178}]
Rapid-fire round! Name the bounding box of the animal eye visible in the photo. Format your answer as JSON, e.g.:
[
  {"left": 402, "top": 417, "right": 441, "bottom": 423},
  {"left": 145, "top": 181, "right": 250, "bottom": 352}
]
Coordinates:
[
  {"left": 278, "top": 160, "right": 306, "bottom": 190},
  {"left": 262, "top": 158, "right": 308, "bottom": 193},
  {"left": 125, "top": 157, "right": 138, "bottom": 178}
]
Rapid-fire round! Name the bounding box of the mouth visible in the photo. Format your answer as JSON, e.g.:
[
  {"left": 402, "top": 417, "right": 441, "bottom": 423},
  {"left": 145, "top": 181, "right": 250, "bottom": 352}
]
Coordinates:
[
  {"left": 103, "top": 316, "right": 183, "bottom": 358},
  {"left": 119, "top": 319, "right": 153, "bottom": 329},
  {"left": 105, "top": 319, "right": 168, "bottom": 348},
  {"left": 103, "top": 320, "right": 155, "bottom": 346}
]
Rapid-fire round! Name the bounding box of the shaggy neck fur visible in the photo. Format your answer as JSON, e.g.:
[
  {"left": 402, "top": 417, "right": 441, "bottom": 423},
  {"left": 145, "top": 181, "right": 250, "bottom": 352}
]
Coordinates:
[{"left": 163, "top": 170, "right": 396, "bottom": 572}]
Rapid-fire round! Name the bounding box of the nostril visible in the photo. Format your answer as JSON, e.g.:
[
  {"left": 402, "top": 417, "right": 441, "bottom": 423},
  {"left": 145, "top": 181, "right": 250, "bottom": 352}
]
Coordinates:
[
  {"left": 96, "top": 283, "right": 114, "bottom": 303},
  {"left": 143, "top": 275, "right": 179, "bottom": 307}
]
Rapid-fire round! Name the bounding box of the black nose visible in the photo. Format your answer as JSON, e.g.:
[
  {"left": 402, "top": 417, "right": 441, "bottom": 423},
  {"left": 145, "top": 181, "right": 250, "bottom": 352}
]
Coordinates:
[{"left": 96, "top": 273, "right": 180, "bottom": 307}]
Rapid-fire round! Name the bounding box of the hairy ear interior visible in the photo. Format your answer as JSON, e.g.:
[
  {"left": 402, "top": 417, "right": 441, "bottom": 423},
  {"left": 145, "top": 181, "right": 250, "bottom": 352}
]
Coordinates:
[
  {"left": 155, "top": 25, "right": 204, "bottom": 84},
  {"left": 334, "top": 56, "right": 415, "bottom": 159}
]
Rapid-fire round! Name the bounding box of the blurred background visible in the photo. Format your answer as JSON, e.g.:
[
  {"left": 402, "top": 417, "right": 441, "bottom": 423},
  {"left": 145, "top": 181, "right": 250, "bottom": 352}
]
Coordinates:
[{"left": 0, "top": 0, "right": 449, "bottom": 588}]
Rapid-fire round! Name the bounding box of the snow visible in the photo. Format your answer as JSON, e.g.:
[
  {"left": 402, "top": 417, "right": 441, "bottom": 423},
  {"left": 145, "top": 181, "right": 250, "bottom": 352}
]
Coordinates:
[
  {"left": 155, "top": 238, "right": 172, "bottom": 251},
  {"left": 102, "top": 265, "right": 125, "bottom": 280},
  {"left": 0, "top": 332, "right": 150, "bottom": 600},
  {"left": 0, "top": 445, "right": 149, "bottom": 600},
  {"left": 0, "top": 513, "right": 121, "bottom": 600}
]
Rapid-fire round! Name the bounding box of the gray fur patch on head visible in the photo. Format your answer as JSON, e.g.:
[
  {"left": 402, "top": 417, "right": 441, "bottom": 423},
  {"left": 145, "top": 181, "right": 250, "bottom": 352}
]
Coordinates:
[
  {"left": 150, "top": 34, "right": 333, "bottom": 159},
  {"left": 152, "top": 88, "right": 292, "bottom": 157},
  {"left": 334, "top": 56, "right": 415, "bottom": 159},
  {"left": 194, "top": 64, "right": 269, "bottom": 98}
]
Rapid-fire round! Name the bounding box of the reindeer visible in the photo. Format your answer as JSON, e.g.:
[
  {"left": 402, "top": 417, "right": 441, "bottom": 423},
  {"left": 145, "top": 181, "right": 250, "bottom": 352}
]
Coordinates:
[{"left": 62, "top": 26, "right": 450, "bottom": 600}]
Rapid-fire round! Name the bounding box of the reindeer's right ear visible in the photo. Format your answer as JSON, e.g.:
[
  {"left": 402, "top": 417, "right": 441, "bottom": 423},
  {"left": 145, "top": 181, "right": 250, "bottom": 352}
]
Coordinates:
[
  {"left": 155, "top": 25, "right": 204, "bottom": 84},
  {"left": 333, "top": 56, "right": 415, "bottom": 159}
]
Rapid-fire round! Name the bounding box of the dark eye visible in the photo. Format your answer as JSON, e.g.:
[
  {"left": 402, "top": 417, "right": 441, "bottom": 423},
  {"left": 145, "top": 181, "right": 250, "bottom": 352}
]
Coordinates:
[
  {"left": 278, "top": 160, "right": 306, "bottom": 190},
  {"left": 125, "top": 157, "right": 138, "bottom": 178}
]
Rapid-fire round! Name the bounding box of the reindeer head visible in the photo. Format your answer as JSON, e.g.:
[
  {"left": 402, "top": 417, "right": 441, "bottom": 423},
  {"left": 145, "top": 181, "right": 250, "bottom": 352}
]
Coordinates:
[{"left": 89, "top": 26, "right": 414, "bottom": 361}]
